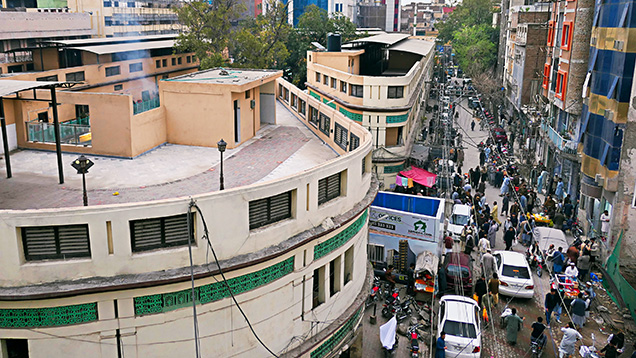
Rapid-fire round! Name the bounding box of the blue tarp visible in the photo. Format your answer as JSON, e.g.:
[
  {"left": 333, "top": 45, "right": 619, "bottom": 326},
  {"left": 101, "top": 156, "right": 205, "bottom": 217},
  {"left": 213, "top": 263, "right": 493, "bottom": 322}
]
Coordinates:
[{"left": 371, "top": 192, "right": 441, "bottom": 216}]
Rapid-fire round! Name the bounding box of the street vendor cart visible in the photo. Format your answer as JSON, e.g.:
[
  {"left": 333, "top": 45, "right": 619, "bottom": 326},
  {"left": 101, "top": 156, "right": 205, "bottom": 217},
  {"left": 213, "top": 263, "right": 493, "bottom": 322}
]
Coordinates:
[{"left": 413, "top": 251, "right": 439, "bottom": 302}]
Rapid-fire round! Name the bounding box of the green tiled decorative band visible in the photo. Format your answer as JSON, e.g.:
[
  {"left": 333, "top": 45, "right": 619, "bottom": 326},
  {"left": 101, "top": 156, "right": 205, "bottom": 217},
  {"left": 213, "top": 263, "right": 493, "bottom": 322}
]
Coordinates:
[
  {"left": 386, "top": 113, "right": 409, "bottom": 123},
  {"left": 383, "top": 164, "right": 404, "bottom": 174},
  {"left": 339, "top": 107, "right": 363, "bottom": 122},
  {"left": 314, "top": 210, "right": 368, "bottom": 260},
  {"left": 309, "top": 90, "right": 321, "bottom": 100},
  {"left": 0, "top": 303, "right": 98, "bottom": 328},
  {"left": 310, "top": 307, "right": 363, "bottom": 358},
  {"left": 323, "top": 98, "right": 336, "bottom": 109},
  {"left": 134, "top": 257, "right": 295, "bottom": 316}
]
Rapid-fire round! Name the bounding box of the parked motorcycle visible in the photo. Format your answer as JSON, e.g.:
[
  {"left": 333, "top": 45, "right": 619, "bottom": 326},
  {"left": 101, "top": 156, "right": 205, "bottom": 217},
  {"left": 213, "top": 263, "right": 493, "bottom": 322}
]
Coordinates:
[
  {"left": 380, "top": 316, "right": 399, "bottom": 358},
  {"left": 366, "top": 276, "right": 383, "bottom": 309},
  {"left": 526, "top": 249, "right": 544, "bottom": 277},
  {"left": 408, "top": 323, "right": 424, "bottom": 358}
]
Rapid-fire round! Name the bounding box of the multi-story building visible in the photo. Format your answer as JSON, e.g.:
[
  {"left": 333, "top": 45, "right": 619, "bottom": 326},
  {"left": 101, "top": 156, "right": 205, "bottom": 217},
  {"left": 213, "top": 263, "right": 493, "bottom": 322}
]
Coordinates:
[
  {"left": 0, "top": 67, "right": 375, "bottom": 357},
  {"left": 502, "top": 5, "right": 549, "bottom": 110},
  {"left": 578, "top": 0, "right": 636, "bottom": 253},
  {"left": 355, "top": 0, "right": 401, "bottom": 32},
  {"left": 537, "top": 0, "right": 593, "bottom": 200},
  {"left": 0, "top": 35, "right": 198, "bottom": 157},
  {"left": 400, "top": 1, "right": 447, "bottom": 36},
  {"left": 306, "top": 33, "right": 434, "bottom": 188}
]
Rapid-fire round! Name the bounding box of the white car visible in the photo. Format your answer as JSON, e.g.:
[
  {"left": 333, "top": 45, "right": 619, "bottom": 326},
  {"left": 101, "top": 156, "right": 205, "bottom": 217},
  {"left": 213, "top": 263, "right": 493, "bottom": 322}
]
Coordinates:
[
  {"left": 446, "top": 204, "right": 472, "bottom": 241},
  {"left": 493, "top": 251, "right": 535, "bottom": 298},
  {"left": 438, "top": 295, "right": 482, "bottom": 357}
]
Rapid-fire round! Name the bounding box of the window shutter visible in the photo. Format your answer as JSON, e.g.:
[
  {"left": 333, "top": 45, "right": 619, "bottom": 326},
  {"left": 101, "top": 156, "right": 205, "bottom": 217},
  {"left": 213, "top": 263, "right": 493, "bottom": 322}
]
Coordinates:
[
  {"left": 318, "top": 173, "right": 341, "bottom": 205},
  {"left": 249, "top": 198, "right": 270, "bottom": 229},
  {"left": 249, "top": 192, "right": 292, "bottom": 230},
  {"left": 58, "top": 225, "right": 91, "bottom": 256},
  {"left": 350, "top": 133, "right": 360, "bottom": 151},
  {"left": 131, "top": 218, "right": 162, "bottom": 251},
  {"left": 23, "top": 227, "right": 57, "bottom": 260},
  {"left": 163, "top": 214, "right": 190, "bottom": 246},
  {"left": 269, "top": 191, "right": 292, "bottom": 222}
]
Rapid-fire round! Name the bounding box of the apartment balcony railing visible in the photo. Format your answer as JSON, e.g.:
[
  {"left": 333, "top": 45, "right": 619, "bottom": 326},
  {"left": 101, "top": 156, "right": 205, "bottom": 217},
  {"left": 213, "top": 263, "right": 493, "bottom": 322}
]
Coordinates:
[
  {"left": 27, "top": 116, "right": 91, "bottom": 146},
  {"left": 541, "top": 122, "right": 577, "bottom": 156},
  {"left": 133, "top": 97, "right": 160, "bottom": 115}
]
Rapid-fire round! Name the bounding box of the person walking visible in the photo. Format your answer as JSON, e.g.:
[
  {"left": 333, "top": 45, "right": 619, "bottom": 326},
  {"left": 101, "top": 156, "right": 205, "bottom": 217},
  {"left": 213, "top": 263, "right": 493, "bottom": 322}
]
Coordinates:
[
  {"left": 501, "top": 193, "right": 510, "bottom": 216},
  {"left": 570, "top": 293, "right": 588, "bottom": 329},
  {"left": 488, "top": 273, "right": 500, "bottom": 306},
  {"left": 475, "top": 275, "right": 487, "bottom": 306},
  {"left": 504, "top": 307, "right": 524, "bottom": 345},
  {"left": 471, "top": 120, "right": 476, "bottom": 131},
  {"left": 537, "top": 170, "right": 548, "bottom": 195},
  {"left": 487, "top": 221, "right": 498, "bottom": 249},
  {"left": 577, "top": 253, "right": 591, "bottom": 281},
  {"left": 479, "top": 150, "right": 486, "bottom": 167},
  {"left": 500, "top": 175, "right": 511, "bottom": 196},
  {"left": 600, "top": 341, "right": 619, "bottom": 358},
  {"left": 504, "top": 226, "right": 516, "bottom": 250},
  {"left": 407, "top": 263, "right": 416, "bottom": 296},
  {"left": 436, "top": 331, "right": 447, "bottom": 358},
  {"left": 491, "top": 201, "right": 501, "bottom": 224},
  {"left": 482, "top": 249, "right": 497, "bottom": 280},
  {"left": 545, "top": 288, "right": 561, "bottom": 326},
  {"left": 444, "top": 234, "right": 454, "bottom": 255},
  {"left": 552, "top": 247, "right": 565, "bottom": 273},
  {"left": 555, "top": 177, "right": 565, "bottom": 201},
  {"left": 479, "top": 236, "right": 491, "bottom": 256},
  {"left": 559, "top": 322, "right": 582, "bottom": 358}
]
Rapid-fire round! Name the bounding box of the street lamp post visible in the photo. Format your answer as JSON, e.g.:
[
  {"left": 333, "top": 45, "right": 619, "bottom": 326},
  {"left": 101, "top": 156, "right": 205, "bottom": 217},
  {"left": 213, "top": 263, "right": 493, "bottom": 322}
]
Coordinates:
[
  {"left": 71, "top": 155, "right": 94, "bottom": 206},
  {"left": 217, "top": 139, "right": 226, "bottom": 191}
]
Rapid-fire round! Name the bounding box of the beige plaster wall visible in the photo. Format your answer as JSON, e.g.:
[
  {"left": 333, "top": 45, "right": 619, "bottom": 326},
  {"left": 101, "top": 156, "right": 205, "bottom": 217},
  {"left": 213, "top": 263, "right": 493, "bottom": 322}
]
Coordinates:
[{"left": 130, "top": 106, "right": 167, "bottom": 157}]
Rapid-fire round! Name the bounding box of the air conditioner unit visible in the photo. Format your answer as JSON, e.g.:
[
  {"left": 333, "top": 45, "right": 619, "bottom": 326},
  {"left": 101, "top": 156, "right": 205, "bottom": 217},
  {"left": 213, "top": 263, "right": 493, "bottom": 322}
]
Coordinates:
[{"left": 595, "top": 174, "right": 604, "bottom": 186}]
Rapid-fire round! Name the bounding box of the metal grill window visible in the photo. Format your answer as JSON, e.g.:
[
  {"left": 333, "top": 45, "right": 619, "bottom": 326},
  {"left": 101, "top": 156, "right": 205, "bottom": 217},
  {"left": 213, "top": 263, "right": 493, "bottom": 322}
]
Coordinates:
[
  {"left": 22, "top": 225, "right": 91, "bottom": 261},
  {"left": 349, "top": 133, "right": 360, "bottom": 151},
  {"left": 318, "top": 172, "right": 341, "bottom": 205},
  {"left": 249, "top": 191, "right": 293, "bottom": 229},
  {"left": 130, "top": 213, "right": 194, "bottom": 252},
  {"left": 334, "top": 123, "right": 348, "bottom": 150},
  {"left": 309, "top": 106, "right": 319, "bottom": 127},
  {"left": 319, "top": 113, "right": 330, "bottom": 136}
]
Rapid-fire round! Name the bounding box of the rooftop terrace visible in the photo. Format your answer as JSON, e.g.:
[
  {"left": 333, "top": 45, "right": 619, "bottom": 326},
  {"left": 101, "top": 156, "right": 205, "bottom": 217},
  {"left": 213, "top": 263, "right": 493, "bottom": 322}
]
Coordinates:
[
  {"left": 166, "top": 68, "right": 281, "bottom": 86},
  {"left": 0, "top": 101, "right": 338, "bottom": 210}
]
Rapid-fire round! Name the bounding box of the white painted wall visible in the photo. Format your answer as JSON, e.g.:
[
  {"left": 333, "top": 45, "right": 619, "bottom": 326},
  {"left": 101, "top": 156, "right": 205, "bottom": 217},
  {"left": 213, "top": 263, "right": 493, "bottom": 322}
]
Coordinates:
[{"left": 0, "top": 123, "right": 17, "bottom": 155}]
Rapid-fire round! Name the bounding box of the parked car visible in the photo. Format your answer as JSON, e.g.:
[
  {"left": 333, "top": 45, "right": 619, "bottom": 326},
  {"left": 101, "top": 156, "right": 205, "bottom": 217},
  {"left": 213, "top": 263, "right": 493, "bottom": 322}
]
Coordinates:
[
  {"left": 443, "top": 252, "right": 473, "bottom": 296},
  {"left": 446, "top": 204, "right": 473, "bottom": 241},
  {"left": 438, "top": 295, "right": 482, "bottom": 357},
  {"left": 493, "top": 251, "right": 535, "bottom": 298},
  {"left": 491, "top": 127, "right": 508, "bottom": 144},
  {"left": 534, "top": 227, "right": 568, "bottom": 253}
]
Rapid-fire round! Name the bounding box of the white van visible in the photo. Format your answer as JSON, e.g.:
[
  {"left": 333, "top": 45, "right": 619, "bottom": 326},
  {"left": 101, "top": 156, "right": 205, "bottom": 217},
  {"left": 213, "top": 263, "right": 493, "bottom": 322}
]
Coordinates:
[{"left": 446, "top": 204, "right": 472, "bottom": 241}]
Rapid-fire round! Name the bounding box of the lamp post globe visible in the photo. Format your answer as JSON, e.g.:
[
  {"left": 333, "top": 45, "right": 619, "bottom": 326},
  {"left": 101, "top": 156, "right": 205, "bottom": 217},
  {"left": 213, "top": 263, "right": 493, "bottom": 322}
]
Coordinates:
[{"left": 71, "top": 155, "right": 94, "bottom": 206}]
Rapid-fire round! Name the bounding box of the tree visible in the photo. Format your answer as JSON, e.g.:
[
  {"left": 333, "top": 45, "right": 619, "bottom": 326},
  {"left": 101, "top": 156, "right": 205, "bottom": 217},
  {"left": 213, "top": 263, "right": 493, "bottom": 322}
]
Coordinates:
[
  {"left": 230, "top": 0, "right": 292, "bottom": 69},
  {"left": 452, "top": 24, "right": 498, "bottom": 75},
  {"left": 282, "top": 6, "right": 359, "bottom": 87},
  {"left": 174, "top": 0, "right": 244, "bottom": 68}
]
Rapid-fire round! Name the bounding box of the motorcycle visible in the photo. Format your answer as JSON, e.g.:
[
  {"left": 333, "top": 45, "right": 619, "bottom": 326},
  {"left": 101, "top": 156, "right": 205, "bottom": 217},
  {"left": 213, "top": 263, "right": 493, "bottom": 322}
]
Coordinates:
[
  {"left": 382, "top": 297, "right": 412, "bottom": 322},
  {"left": 366, "top": 276, "right": 383, "bottom": 309},
  {"left": 380, "top": 316, "right": 399, "bottom": 358},
  {"left": 408, "top": 323, "right": 424, "bottom": 358},
  {"left": 526, "top": 249, "right": 544, "bottom": 277},
  {"left": 563, "top": 218, "right": 584, "bottom": 239},
  {"left": 530, "top": 334, "right": 547, "bottom": 358}
]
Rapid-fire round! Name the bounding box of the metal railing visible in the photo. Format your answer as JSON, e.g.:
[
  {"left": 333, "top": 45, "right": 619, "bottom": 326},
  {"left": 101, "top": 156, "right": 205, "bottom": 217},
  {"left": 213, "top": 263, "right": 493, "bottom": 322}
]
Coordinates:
[
  {"left": 541, "top": 122, "right": 578, "bottom": 155},
  {"left": 27, "top": 117, "right": 91, "bottom": 146},
  {"left": 133, "top": 97, "right": 160, "bottom": 115}
]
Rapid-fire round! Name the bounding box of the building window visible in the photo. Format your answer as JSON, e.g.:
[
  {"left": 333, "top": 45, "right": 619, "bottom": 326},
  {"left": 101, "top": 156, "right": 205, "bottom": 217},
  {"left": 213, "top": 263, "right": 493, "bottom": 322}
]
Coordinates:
[
  {"left": 249, "top": 191, "right": 293, "bottom": 230},
  {"left": 312, "top": 267, "right": 325, "bottom": 309},
  {"left": 323, "top": 75, "right": 329, "bottom": 85},
  {"left": 344, "top": 246, "right": 353, "bottom": 285},
  {"left": 103, "top": 0, "right": 112, "bottom": 6},
  {"left": 315, "top": 72, "right": 321, "bottom": 83},
  {"left": 130, "top": 214, "right": 194, "bottom": 252},
  {"left": 547, "top": 20, "right": 555, "bottom": 47},
  {"left": 37, "top": 112, "right": 49, "bottom": 122},
  {"left": 283, "top": 87, "right": 289, "bottom": 102},
  {"left": 331, "top": 78, "right": 337, "bottom": 89},
  {"left": 350, "top": 133, "right": 360, "bottom": 151},
  {"left": 329, "top": 258, "right": 341, "bottom": 296},
  {"left": 387, "top": 86, "right": 404, "bottom": 98},
  {"left": 65, "top": 71, "right": 85, "bottom": 82},
  {"left": 129, "top": 62, "right": 143, "bottom": 72},
  {"left": 561, "top": 22, "right": 573, "bottom": 51},
  {"left": 21, "top": 224, "right": 91, "bottom": 261},
  {"left": 186, "top": 56, "right": 192, "bottom": 63},
  {"left": 178, "top": 57, "right": 182, "bottom": 65},
  {"left": 334, "top": 122, "right": 348, "bottom": 150},
  {"left": 2, "top": 339, "right": 29, "bottom": 358},
  {"left": 127, "top": 1, "right": 135, "bottom": 6},
  {"left": 309, "top": 106, "right": 319, "bottom": 127},
  {"left": 278, "top": 83, "right": 283, "bottom": 98},
  {"left": 171, "top": 58, "right": 176, "bottom": 66},
  {"left": 36, "top": 75, "right": 58, "bottom": 82},
  {"left": 156, "top": 60, "right": 161, "bottom": 68},
  {"left": 542, "top": 64, "right": 551, "bottom": 89},
  {"left": 105, "top": 66, "right": 120, "bottom": 77},
  {"left": 318, "top": 172, "right": 342, "bottom": 205},
  {"left": 319, "top": 112, "right": 331, "bottom": 136},
  {"left": 291, "top": 93, "right": 298, "bottom": 109},
  {"left": 556, "top": 70, "right": 568, "bottom": 100},
  {"left": 75, "top": 104, "right": 90, "bottom": 119},
  {"left": 340, "top": 80, "right": 347, "bottom": 93},
  {"left": 299, "top": 98, "right": 306, "bottom": 116},
  {"left": 350, "top": 84, "right": 363, "bottom": 98},
  {"left": 245, "top": 90, "right": 250, "bottom": 99},
  {"left": 114, "top": 84, "right": 123, "bottom": 91},
  {"left": 367, "top": 244, "right": 384, "bottom": 263},
  {"left": 162, "top": 59, "right": 167, "bottom": 67}
]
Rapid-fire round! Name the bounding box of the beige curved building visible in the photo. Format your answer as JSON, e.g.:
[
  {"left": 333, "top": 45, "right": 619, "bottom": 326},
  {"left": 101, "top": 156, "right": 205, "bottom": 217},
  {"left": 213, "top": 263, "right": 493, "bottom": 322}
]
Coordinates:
[{"left": 0, "top": 75, "right": 376, "bottom": 358}]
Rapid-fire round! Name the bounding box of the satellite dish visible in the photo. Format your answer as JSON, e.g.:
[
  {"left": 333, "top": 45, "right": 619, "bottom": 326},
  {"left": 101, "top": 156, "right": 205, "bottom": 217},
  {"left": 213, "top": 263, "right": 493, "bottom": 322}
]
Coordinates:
[{"left": 311, "top": 42, "right": 326, "bottom": 51}]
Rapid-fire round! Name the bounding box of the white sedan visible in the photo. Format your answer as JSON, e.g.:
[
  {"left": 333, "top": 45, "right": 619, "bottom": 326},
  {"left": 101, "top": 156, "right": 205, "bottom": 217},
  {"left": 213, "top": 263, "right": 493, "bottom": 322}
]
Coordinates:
[
  {"left": 493, "top": 251, "right": 535, "bottom": 298},
  {"left": 438, "top": 295, "right": 482, "bottom": 357}
]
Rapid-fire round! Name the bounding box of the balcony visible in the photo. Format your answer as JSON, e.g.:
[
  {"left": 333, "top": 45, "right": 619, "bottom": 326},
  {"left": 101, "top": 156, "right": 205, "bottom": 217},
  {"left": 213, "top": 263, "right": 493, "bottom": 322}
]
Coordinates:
[
  {"left": 27, "top": 117, "right": 91, "bottom": 146},
  {"left": 541, "top": 122, "right": 578, "bottom": 156}
]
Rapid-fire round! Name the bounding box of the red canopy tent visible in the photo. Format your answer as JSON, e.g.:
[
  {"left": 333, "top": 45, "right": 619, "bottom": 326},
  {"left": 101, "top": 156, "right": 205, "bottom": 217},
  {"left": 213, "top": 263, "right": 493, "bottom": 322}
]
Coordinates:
[{"left": 399, "top": 167, "right": 437, "bottom": 188}]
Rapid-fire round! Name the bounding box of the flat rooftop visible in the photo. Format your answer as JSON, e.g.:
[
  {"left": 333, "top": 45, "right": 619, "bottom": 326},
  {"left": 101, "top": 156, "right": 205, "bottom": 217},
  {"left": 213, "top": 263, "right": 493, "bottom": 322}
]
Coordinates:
[
  {"left": 165, "top": 68, "right": 281, "bottom": 86},
  {"left": 0, "top": 101, "right": 338, "bottom": 210}
]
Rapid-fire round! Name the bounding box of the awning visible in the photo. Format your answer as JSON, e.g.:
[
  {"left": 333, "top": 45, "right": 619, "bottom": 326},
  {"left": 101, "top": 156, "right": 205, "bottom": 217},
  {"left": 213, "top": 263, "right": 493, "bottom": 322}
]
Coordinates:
[
  {"left": 389, "top": 39, "right": 435, "bottom": 57},
  {"left": 399, "top": 166, "right": 437, "bottom": 188},
  {"left": 348, "top": 33, "right": 409, "bottom": 45}
]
